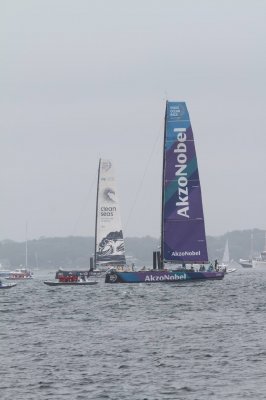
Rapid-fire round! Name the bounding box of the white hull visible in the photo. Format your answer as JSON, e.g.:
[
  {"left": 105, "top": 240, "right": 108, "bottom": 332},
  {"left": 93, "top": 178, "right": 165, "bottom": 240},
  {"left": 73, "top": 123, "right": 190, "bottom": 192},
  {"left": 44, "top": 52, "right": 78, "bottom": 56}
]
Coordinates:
[
  {"left": 252, "top": 233, "right": 266, "bottom": 269},
  {"left": 252, "top": 259, "right": 266, "bottom": 269},
  {"left": 226, "top": 269, "right": 237, "bottom": 273},
  {"left": 0, "top": 270, "right": 11, "bottom": 277},
  {"left": 239, "top": 259, "right": 252, "bottom": 268}
]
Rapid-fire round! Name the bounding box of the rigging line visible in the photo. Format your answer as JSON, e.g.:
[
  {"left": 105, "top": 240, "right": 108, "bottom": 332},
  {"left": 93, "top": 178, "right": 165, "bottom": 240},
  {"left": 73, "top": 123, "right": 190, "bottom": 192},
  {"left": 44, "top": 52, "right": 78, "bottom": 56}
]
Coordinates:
[
  {"left": 124, "top": 119, "right": 164, "bottom": 232},
  {"left": 71, "top": 169, "right": 98, "bottom": 236}
]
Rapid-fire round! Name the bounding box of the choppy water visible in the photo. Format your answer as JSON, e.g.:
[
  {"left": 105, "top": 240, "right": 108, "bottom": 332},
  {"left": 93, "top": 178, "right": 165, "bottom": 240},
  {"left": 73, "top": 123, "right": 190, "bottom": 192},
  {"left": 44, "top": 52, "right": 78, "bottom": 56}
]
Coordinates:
[{"left": 1, "top": 268, "right": 266, "bottom": 400}]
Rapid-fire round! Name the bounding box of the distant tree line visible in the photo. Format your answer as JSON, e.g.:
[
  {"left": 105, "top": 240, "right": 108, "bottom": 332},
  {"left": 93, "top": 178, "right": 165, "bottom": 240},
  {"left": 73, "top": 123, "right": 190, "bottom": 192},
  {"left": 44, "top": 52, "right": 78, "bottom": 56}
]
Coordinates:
[{"left": 0, "top": 229, "right": 265, "bottom": 270}]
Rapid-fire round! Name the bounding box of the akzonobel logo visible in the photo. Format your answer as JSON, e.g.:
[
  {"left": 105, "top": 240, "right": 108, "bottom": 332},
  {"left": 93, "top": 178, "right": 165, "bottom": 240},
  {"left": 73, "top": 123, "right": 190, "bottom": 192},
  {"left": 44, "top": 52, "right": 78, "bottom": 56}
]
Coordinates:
[{"left": 174, "top": 127, "right": 189, "bottom": 218}]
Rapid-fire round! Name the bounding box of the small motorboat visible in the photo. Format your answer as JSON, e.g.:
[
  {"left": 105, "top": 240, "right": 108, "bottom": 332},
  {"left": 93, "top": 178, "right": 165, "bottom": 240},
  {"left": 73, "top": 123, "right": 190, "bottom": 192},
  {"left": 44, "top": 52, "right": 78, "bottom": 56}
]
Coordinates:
[
  {"left": 0, "top": 280, "right": 17, "bottom": 289},
  {"left": 6, "top": 268, "right": 33, "bottom": 280},
  {"left": 43, "top": 280, "right": 98, "bottom": 286},
  {"left": 226, "top": 268, "right": 237, "bottom": 274}
]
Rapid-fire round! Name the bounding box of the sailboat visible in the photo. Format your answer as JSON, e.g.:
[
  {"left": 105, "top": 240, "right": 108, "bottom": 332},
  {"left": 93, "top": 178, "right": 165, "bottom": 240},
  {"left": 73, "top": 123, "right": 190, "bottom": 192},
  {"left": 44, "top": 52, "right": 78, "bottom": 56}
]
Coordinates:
[
  {"left": 239, "top": 232, "right": 253, "bottom": 268},
  {"left": 7, "top": 225, "right": 33, "bottom": 280},
  {"left": 105, "top": 101, "right": 224, "bottom": 283},
  {"left": 219, "top": 240, "right": 236, "bottom": 273},
  {"left": 49, "top": 158, "right": 125, "bottom": 285},
  {"left": 252, "top": 232, "right": 266, "bottom": 269}
]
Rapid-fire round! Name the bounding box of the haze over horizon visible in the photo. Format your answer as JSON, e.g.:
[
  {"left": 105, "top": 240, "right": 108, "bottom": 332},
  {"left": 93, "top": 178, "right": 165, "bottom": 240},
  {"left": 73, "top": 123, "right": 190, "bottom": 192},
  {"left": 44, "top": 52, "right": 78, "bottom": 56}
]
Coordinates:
[{"left": 1, "top": 1, "right": 265, "bottom": 242}]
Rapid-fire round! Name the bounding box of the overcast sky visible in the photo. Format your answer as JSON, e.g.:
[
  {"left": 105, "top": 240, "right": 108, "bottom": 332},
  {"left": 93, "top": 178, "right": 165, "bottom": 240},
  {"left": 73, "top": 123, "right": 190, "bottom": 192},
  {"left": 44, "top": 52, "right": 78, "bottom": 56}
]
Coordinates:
[{"left": 0, "top": 0, "right": 265, "bottom": 241}]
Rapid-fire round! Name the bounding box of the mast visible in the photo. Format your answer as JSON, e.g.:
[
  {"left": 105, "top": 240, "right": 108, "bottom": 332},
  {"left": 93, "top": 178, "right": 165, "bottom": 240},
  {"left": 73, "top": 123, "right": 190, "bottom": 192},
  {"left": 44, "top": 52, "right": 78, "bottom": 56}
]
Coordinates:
[
  {"left": 35, "top": 252, "right": 39, "bottom": 269},
  {"left": 25, "top": 222, "right": 28, "bottom": 269},
  {"left": 250, "top": 232, "right": 254, "bottom": 260},
  {"left": 94, "top": 159, "right": 101, "bottom": 269},
  {"left": 160, "top": 101, "right": 168, "bottom": 268}
]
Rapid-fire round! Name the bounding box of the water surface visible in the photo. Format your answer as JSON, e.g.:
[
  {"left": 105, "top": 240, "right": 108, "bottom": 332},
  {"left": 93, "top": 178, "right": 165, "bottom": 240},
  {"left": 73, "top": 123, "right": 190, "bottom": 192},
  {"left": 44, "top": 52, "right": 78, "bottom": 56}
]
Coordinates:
[{"left": 1, "top": 268, "right": 266, "bottom": 399}]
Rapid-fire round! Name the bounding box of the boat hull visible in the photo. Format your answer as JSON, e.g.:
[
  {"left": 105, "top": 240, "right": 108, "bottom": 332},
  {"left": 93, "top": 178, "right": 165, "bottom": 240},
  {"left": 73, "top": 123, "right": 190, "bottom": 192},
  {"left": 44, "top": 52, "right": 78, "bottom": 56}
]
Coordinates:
[
  {"left": 226, "top": 268, "right": 237, "bottom": 274},
  {"left": 43, "top": 281, "right": 98, "bottom": 286},
  {"left": 239, "top": 260, "right": 252, "bottom": 268},
  {"left": 6, "top": 276, "right": 33, "bottom": 280},
  {"left": 105, "top": 269, "right": 224, "bottom": 283},
  {"left": 0, "top": 283, "right": 17, "bottom": 289},
  {"left": 252, "top": 260, "right": 266, "bottom": 269},
  {"left": 0, "top": 271, "right": 11, "bottom": 277},
  {"left": 55, "top": 269, "right": 103, "bottom": 279}
]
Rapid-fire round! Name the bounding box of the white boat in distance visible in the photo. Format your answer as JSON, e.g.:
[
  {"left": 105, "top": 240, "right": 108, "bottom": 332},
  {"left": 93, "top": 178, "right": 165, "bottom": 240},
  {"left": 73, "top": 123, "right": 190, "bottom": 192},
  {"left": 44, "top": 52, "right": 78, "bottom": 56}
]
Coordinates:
[
  {"left": 0, "top": 266, "right": 11, "bottom": 277},
  {"left": 6, "top": 268, "right": 33, "bottom": 280},
  {"left": 252, "top": 233, "right": 266, "bottom": 269},
  {"left": 239, "top": 232, "right": 254, "bottom": 268},
  {"left": 219, "top": 240, "right": 236, "bottom": 273},
  {"left": 239, "top": 259, "right": 252, "bottom": 268}
]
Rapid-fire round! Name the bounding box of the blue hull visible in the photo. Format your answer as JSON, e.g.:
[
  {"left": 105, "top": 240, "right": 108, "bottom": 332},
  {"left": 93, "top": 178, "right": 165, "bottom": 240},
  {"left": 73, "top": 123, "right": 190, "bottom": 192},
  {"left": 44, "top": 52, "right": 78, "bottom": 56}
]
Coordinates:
[{"left": 105, "top": 269, "right": 224, "bottom": 283}]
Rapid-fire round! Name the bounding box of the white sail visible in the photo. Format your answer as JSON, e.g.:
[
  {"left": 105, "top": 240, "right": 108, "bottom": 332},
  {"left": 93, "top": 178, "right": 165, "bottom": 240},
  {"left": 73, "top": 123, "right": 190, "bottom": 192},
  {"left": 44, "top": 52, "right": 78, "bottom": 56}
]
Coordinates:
[
  {"left": 222, "top": 240, "right": 230, "bottom": 264},
  {"left": 252, "top": 232, "right": 266, "bottom": 269},
  {"left": 95, "top": 159, "right": 126, "bottom": 267}
]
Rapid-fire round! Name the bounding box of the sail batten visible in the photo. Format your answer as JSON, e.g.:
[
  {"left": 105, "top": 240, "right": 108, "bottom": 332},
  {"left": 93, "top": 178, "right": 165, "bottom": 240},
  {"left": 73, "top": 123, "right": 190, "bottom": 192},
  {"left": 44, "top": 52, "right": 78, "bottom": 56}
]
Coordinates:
[
  {"left": 162, "top": 102, "right": 208, "bottom": 263},
  {"left": 95, "top": 159, "right": 126, "bottom": 267}
]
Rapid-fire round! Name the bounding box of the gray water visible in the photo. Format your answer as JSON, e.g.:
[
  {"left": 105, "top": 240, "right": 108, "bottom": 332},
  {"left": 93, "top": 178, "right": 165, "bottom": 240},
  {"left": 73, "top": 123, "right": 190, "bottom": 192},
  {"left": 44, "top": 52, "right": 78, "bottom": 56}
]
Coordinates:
[{"left": 1, "top": 268, "right": 266, "bottom": 400}]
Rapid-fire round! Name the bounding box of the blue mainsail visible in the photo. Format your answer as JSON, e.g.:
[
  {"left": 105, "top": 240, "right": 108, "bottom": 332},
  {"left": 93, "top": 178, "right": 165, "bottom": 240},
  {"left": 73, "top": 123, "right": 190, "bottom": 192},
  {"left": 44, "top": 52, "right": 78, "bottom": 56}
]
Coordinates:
[{"left": 162, "top": 102, "right": 208, "bottom": 263}]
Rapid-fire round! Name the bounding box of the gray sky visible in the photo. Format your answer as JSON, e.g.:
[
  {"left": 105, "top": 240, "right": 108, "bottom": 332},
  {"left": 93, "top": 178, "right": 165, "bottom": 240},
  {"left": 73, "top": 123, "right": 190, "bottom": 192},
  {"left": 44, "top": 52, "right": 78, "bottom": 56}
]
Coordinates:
[{"left": 1, "top": 0, "right": 265, "bottom": 241}]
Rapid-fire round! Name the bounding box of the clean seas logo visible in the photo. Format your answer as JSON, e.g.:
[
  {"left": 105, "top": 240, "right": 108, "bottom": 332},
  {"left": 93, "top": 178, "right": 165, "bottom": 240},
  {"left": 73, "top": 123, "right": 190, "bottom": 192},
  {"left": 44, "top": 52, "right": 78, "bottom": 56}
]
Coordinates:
[
  {"left": 101, "top": 206, "right": 116, "bottom": 216},
  {"left": 173, "top": 127, "right": 189, "bottom": 218}
]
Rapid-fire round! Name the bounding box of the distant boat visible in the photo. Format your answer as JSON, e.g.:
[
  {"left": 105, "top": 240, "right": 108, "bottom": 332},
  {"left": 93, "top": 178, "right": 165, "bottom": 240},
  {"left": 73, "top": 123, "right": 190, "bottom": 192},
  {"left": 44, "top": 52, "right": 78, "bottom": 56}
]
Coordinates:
[
  {"left": 47, "top": 269, "right": 98, "bottom": 286},
  {"left": 239, "top": 233, "right": 253, "bottom": 268},
  {"left": 55, "top": 268, "right": 102, "bottom": 280},
  {"left": 0, "top": 280, "right": 16, "bottom": 289},
  {"left": 6, "top": 268, "right": 33, "bottom": 280},
  {"left": 0, "top": 266, "right": 11, "bottom": 277},
  {"left": 7, "top": 224, "right": 34, "bottom": 280},
  {"left": 106, "top": 101, "right": 224, "bottom": 283},
  {"left": 239, "top": 259, "right": 252, "bottom": 268},
  {"left": 219, "top": 240, "right": 236, "bottom": 273},
  {"left": 252, "top": 233, "right": 266, "bottom": 269}
]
